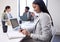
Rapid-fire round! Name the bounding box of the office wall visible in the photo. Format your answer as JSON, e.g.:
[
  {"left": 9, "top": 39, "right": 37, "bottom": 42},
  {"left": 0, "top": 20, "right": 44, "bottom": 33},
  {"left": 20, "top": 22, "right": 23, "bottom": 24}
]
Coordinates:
[
  {"left": 0, "top": 0, "right": 18, "bottom": 19},
  {"left": 48, "top": 0, "right": 60, "bottom": 35}
]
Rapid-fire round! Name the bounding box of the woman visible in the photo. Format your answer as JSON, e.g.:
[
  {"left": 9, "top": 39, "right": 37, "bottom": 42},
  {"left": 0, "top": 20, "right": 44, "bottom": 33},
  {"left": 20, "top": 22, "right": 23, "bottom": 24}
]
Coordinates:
[
  {"left": 1, "top": 6, "right": 12, "bottom": 28},
  {"left": 2, "top": 6, "right": 12, "bottom": 21},
  {"left": 20, "top": 0, "right": 53, "bottom": 42}
]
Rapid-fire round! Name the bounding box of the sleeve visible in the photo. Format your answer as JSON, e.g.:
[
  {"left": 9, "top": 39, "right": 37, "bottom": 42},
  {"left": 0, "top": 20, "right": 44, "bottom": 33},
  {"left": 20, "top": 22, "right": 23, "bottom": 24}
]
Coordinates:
[
  {"left": 1, "top": 13, "right": 5, "bottom": 21},
  {"left": 1, "top": 13, "right": 8, "bottom": 22},
  {"left": 9, "top": 14, "right": 13, "bottom": 18},
  {"left": 30, "top": 14, "right": 52, "bottom": 41}
]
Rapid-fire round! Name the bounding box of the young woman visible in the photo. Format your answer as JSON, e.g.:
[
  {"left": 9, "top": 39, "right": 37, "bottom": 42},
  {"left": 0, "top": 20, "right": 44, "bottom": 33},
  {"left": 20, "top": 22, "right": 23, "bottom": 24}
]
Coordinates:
[
  {"left": 1, "top": 6, "right": 12, "bottom": 27},
  {"left": 20, "top": 0, "right": 53, "bottom": 42},
  {"left": 2, "top": 6, "right": 13, "bottom": 21}
]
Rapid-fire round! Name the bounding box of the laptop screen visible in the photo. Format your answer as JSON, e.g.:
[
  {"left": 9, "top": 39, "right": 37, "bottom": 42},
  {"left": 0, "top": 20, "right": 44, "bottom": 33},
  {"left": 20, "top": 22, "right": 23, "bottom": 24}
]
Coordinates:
[{"left": 10, "top": 18, "right": 19, "bottom": 28}]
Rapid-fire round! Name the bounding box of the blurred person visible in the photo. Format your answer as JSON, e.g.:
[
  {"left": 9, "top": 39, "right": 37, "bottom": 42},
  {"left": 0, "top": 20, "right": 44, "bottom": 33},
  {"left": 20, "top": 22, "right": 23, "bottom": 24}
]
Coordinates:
[
  {"left": 20, "top": 6, "right": 34, "bottom": 21},
  {"left": 1, "top": 6, "right": 13, "bottom": 26}
]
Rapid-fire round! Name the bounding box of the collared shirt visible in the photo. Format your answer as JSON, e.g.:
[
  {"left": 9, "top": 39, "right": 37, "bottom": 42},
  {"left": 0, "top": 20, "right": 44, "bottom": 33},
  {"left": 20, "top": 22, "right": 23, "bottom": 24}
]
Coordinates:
[{"left": 26, "top": 11, "right": 30, "bottom": 18}]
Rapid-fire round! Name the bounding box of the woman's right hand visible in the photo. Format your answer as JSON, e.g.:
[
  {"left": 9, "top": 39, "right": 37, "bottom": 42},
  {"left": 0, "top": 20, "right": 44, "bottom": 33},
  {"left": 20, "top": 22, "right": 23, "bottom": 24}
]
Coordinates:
[
  {"left": 19, "top": 29, "right": 24, "bottom": 32},
  {"left": 31, "top": 12, "right": 35, "bottom": 17},
  {"left": 19, "top": 29, "right": 30, "bottom": 36}
]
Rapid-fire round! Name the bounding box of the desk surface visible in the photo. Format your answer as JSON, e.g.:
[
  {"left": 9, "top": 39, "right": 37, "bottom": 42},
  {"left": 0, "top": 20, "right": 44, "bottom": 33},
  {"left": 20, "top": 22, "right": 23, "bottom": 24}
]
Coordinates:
[
  {"left": 0, "top": 21, "right": 36, "bottom": 42},
  {"left": 0, "top": 25, "right": 23, "bottom": 42},
  {"left": 21, "top": 21, "right": 35, "bottom": 32}
]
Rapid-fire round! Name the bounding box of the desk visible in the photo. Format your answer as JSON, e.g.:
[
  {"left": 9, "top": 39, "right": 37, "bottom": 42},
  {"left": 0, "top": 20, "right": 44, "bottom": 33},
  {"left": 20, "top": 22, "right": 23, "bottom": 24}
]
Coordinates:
[
  {"left": 0, "top": 20, "right": 37, "bottom": 42},
  {"left": 20, "top": 17, "right": 39, "bottom": 32},
  {"left": 21, "top": 21, "right": 35, "bottom": 32},
  {"left": 0, "top": 25, "right": 24, "bottom": 42}
]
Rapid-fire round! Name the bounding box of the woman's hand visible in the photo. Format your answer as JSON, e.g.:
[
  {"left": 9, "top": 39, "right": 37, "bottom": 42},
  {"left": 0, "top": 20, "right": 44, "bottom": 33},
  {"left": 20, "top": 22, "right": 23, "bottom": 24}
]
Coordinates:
[
  {"left": 31, "top": 12, "right": 35, "bottom": 17},
  {"left": 20, "top": 29, "right": 30, "bottom": 36}
]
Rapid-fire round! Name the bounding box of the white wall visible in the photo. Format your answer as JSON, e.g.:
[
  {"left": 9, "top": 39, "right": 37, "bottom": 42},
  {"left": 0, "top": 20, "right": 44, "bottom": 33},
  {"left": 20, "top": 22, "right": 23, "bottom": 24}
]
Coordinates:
[
  {"left": 0, "top": 0, "right": 18, "bottom": 19},
  {"left": 48, "top": 0, "right": 60, "bottom": 35}
]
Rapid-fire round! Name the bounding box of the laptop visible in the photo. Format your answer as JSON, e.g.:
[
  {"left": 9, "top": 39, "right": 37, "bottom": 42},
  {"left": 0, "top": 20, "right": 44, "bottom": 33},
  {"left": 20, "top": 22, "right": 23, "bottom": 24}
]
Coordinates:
[{"left": 10, "top": 18, "right": 21, "bottom": 30}]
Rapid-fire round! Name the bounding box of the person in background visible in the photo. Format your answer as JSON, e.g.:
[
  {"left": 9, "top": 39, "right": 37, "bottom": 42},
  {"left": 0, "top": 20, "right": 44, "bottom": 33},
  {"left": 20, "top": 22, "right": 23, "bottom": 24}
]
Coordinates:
[
  {"left": 1, "top": 6, "right": 13, "bottom": 26},
  {"left": 20, "top": 0, "right": 54, "bottom": 42},
  {"left": 20, "top": 6, "right": 34, "bottom": 21}
]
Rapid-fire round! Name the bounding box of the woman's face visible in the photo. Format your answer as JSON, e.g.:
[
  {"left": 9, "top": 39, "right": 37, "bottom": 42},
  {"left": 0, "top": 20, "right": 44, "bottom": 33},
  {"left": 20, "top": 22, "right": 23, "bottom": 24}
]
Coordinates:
[
  {"left": 32, "top": 4, "right": 41, "bottom": 13},
  {"left": 6, "top": 8, "right": 11, "bottom": 13}
]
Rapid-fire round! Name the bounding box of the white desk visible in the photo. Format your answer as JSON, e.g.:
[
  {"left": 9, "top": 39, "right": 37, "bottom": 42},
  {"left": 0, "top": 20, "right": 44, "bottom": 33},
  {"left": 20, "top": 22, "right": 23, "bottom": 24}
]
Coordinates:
[
  {"left": 21, "top": 21, "right": 35, "bottom": 32},
  {"left": 0, "top": 25, "right": 24, "bottom": 42},
  {"left": 0, "top": 20, "right": 37, "bottom": 42},
  {"left": 20, "top": 17, "right": 39, "bottom": 32}
]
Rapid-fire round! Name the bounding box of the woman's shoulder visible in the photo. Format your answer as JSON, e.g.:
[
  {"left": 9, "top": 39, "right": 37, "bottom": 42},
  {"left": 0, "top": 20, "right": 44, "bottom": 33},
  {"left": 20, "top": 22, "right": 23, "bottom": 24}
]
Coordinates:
[
  {"left": 2, "top": 12, "right": 6, "bottom": 15},
  {"left": 41, "top": 12, "right": 49, "bottom": 17},
  {"left": 40, "top": 12, "right": 51, "bottom": 20}
]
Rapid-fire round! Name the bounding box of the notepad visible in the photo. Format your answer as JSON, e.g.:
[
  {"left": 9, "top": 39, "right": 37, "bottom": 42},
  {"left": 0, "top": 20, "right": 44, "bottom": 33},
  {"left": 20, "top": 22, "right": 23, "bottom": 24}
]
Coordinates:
[{"left": 7, "top": 31, "right": 26, "bottom": 39}]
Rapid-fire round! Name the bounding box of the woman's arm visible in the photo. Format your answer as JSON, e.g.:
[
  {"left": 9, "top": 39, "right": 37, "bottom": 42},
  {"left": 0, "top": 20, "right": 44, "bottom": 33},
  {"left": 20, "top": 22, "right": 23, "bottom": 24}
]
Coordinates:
[{"left": 1, "top": 13, "right": 4, "bottom": 21}]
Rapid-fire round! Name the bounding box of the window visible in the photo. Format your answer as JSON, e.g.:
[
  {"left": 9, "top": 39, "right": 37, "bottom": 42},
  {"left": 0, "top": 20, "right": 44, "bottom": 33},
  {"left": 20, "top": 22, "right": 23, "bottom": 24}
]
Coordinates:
[
  {"left": 20, "top": 0, "right": 26, "bottom": 16},
  {"left": 19, "top": 0, "right": 48, "bottom": 16}
]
